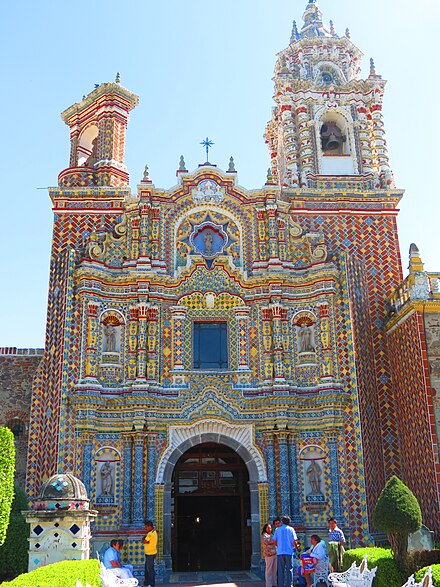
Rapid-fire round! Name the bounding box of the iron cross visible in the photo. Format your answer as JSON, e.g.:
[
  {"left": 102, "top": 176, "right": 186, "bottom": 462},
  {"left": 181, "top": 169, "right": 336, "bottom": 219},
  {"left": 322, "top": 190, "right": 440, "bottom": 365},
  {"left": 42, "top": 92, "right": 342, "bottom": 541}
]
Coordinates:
[{"left": 200, "top": 137, "right": 214, "bottom": 163}]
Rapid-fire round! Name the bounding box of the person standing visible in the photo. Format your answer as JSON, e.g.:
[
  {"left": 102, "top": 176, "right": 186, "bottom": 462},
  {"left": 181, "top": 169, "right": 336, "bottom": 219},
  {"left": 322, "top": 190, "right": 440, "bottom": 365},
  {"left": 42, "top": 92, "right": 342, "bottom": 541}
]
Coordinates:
[
  {"left": 273, "top": 515, "right": 298, "bottom": 587},
  {"left": 142, "top": 520, "right": 157, "bottom": 587},
  {"left": 328, "top": 518, "right": 345, "bottom": 572},
  {"left": 262, "top": 523, "right": 277, "bottom": 587}
]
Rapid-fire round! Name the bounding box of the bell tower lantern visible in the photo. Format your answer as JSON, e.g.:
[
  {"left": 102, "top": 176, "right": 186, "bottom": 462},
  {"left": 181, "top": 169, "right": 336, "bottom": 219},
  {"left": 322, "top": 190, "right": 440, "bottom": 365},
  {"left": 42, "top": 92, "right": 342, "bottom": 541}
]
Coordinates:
[
  {"left": 265, "top": 0, "right": 394, "bottom": 190},
  {"left": 58, "top": 75, "right": 138, "bottom": 187}
]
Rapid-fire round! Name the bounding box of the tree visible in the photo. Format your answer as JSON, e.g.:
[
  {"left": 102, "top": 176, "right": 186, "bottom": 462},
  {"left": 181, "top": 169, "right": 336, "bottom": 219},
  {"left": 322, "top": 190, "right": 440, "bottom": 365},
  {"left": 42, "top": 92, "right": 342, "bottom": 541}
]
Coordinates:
[
  {"left": 0, "top": 485, "right": 30, "bottom": 580},
  {"left": 373, "top": 475, "right": 422, "bottom": 568},
  {"left": 0, "top": 426, "right": 15, "bottom": 545}
]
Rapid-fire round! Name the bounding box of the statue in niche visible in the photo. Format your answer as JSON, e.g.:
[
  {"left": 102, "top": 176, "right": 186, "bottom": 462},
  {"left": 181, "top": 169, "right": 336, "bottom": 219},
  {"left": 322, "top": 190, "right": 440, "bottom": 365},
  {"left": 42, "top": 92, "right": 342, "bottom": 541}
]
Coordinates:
[
  {"left": 100, "top": 461, "right": 114, "bottom": 496},
  {"left": 85, "top": 136, "right": 99, "bottom": 167},
  {"left": 103, "top": 324, "right": 117, "bottom": 352},
  {"left": 204, "top": 231, "right": 214, "bottom": 255},
  {"left": 298, "top": 323, "right": 315, "bottom": 353},
  {"left": 306, "top": 460, "right": 322, "bottom": 495}
]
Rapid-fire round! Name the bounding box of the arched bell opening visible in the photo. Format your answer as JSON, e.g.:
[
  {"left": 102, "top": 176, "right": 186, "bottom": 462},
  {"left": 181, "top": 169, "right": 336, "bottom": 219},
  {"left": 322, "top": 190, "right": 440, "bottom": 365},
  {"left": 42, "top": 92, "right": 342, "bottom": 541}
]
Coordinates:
[{"left": 318, "top": 112, "right": 356, "bottom": 175}]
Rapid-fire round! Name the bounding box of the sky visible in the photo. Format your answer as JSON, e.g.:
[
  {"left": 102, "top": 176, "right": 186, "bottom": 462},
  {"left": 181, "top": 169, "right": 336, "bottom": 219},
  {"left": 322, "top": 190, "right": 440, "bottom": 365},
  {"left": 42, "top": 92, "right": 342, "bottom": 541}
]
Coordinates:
[{"left": 0, "top": 0, "right": 439, "bottom": 348}]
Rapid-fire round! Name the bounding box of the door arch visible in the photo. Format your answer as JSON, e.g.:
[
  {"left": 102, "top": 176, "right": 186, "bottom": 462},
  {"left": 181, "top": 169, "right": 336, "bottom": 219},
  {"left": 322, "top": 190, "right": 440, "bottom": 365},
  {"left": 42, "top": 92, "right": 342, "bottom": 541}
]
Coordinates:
[
  {"left": 157, "top": 420, "right": 265, "bottom": 573},
  {"left": 172, "top": 443, "right": 250, "bottom": 571}
]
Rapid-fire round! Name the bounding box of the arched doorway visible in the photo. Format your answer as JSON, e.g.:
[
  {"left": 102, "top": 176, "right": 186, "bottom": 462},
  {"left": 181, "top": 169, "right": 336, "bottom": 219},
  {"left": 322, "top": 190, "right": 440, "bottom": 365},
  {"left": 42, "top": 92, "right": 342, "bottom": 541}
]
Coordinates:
[{"left": 171, "top": 443, "right": 251, "bottom": 571}]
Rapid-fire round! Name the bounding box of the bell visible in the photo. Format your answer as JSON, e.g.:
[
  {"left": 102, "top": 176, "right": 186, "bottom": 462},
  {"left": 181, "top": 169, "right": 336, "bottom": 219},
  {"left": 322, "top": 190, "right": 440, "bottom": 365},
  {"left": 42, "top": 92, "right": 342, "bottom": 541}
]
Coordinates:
[{"left": 326, "top": 133, "right": 340, "bottom": 150}]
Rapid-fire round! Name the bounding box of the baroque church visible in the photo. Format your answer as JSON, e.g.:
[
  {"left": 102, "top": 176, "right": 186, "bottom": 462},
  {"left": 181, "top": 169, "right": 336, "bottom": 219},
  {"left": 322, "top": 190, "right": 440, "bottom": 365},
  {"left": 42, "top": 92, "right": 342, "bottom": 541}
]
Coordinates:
[{"left": 1, "top": 0, "right": 439, "bottom": 577}]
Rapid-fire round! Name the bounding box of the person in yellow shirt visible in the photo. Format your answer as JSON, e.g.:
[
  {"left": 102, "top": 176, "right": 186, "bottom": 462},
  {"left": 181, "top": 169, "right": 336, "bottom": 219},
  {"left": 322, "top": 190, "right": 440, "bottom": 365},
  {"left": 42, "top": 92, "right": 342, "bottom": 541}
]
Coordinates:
[{"left": 142, "top": 520, "right": 158, "bottom": 587}]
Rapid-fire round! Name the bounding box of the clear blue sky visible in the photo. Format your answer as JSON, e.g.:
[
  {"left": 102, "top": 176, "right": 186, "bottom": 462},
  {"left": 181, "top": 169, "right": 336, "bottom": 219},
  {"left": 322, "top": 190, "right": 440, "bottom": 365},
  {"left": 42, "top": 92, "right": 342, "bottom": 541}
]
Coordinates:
[{"left": 1, "top": 0, "right": 439, "bottom": 347}]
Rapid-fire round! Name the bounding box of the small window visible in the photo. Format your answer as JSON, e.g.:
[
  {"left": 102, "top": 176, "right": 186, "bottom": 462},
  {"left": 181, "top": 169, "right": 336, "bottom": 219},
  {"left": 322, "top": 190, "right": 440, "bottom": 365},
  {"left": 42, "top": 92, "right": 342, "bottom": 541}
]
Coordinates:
[{"left": 193, "top": 321, "right": 228, "bottom": 370}]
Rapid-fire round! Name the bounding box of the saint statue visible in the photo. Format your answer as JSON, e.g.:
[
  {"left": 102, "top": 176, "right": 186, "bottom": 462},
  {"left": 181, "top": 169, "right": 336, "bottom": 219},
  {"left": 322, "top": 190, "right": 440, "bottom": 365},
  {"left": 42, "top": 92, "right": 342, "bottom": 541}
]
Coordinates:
[
  {"left": 204, "top": 231, "right": 214, "bottom": 255},
  {"left": 104, "top": 324, "right": 117, "bottom": 352},
  {"left": 306, "top": 460, "right": 322, "bottom": 495},
  {"left": 298, "top": 323, "right": 315, "bottom": 353},
  {"left": 100, "top": 462, "right": 114, "bottom": 496}
]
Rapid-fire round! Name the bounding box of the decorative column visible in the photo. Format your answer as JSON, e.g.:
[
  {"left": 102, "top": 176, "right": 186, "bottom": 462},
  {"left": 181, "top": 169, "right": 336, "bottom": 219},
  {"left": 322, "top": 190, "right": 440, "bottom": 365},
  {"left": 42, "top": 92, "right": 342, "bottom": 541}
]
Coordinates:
[
  {"left": 261, "top": 308, "right": 273, "bottom": 384},
  {"left": 127, "top": 306, "right": 138, "bottom": 383},
  {"left": 281, "top": 308, "right": 291, "bottom": 381},
  {"left": 266, "top": 197, "right": 279, "bottom": 263},
  {"left": 234, "top": 306, "right": 251, "bottom": 371},
  {"left": 276, "top": 431, "right": 290, "bottom": 516},
  {"left": 270, "top": 303, "right": 285, "bottom": 383},
  {"left": 296, "top": 104, "right": 313, "bottom": 186},
  {"left": 281, "top": 107, "right": 299, "bottom": 187},
  {"left": 132, "top": 433, "right": 146, "bottom": 527},
  {"left": 327, "top": 432, "right": 343, "bottom": 519},
  {"left": 84, "top": 302, "right": 100, "bottom": 382},
  {"left": 146, "top": 433, "right": 157, "bottom": 521},
  {"left": 147, "top": 307, "right": 159, "bottom": 382},
  {"left": 122, "top": 434, "right": 133, "bottom": 526},
  {"left": 357, "top": 108, "right": 373, "bottom": 175},
  {"left": 370, "top": 102, "right": 391, "bottom": 180},
  {"left": 170, "top": 306, "right": 187, "bottom": 371},
  {"left": 289, "top": 434, "right": 302, "bottom": 525},
  {"left": 256, "top": 208, "right": 267, "bottom": 260},
  {"left": 264, "top": 431, "right": 277, "bottom": 520},
  {"left": 138, "top": 201, "right": 151, "bottom": 264},
  {"left": 136, "top": 303, "right": 149, "bottom": 382},
  {"left": 318, "top": 303, "right": 333, "bottom": 382},
  {"left": 81, "top": 432, "right": 94, "bottom": 497}
]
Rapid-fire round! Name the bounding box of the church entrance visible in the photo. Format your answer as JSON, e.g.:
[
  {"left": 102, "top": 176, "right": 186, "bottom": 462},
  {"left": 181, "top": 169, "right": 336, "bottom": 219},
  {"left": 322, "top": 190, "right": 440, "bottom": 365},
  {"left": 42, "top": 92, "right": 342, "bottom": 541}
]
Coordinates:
[{"left": 171, "top": 443, "right": 251, "bottom": 571}]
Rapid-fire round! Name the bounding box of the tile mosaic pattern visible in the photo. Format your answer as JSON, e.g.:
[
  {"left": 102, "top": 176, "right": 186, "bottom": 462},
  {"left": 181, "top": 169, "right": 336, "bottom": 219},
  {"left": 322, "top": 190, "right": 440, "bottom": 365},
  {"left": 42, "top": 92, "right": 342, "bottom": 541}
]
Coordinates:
[{"left": 387, "top": 311, "right": 440, "bottom": 534}]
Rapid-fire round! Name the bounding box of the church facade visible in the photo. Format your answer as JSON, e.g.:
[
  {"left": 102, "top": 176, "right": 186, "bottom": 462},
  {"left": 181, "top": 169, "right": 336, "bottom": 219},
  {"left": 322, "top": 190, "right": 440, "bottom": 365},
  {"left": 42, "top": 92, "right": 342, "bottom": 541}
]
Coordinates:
[{"left": 20, "top": 0, "right": 440, "bottom": 575}]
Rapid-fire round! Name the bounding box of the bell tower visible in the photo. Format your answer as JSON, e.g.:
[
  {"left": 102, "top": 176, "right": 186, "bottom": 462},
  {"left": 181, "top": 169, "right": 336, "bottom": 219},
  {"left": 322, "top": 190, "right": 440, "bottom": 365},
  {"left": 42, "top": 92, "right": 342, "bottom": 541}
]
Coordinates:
[
  {"left": 265, "top": 0, "right": 393, "bottom": 189},
  {"left": 58, "top": 74, "right": 138, "bottom": 187}
]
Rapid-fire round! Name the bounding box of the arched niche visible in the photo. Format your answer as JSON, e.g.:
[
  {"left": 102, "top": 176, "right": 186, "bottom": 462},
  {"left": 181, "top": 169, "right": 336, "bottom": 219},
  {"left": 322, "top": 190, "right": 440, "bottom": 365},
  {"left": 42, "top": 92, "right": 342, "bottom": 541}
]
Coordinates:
[
  {"left": 95, "top": 446, "right": 120, "bottom": 503},
  {"left": 299, "top": 444, "right": 326, "bottom": 502},
  {"left": 77, "top": 123, "right": 99, "bottom": 166}
]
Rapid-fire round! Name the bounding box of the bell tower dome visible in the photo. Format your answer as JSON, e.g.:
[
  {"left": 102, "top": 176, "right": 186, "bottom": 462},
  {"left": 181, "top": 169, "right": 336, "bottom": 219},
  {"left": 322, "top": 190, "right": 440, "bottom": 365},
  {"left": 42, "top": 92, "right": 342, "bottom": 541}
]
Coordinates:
[
  {"left": 58, "top": 75, "right": 138, "bottom": 187},
  {"left": 265, "top": 0, "right": 393, "bottom": 190}
]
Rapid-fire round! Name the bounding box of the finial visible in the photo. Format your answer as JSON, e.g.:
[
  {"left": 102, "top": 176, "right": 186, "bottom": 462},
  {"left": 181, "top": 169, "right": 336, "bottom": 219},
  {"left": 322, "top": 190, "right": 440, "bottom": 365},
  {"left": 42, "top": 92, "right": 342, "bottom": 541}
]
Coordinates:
[
  {"left": 143, "top": 164, "right": 150, "bottom": 181},
  {"left": 290, "top": 20, "right": 299, "bottom": 43},
  {"left": 94, "top": 84, "right": 99, "bottom": 89},
  {"left": 345, "top": 28, "right": 350, "bottom": 38},
  {"left": 115, "top": 72, "right": 120, "bottom": 83},
  {"left": 369, "top": 58, "right": 376, "bottom": 76},
  {"left": 266, "top": 168, "right": 274, "bottom": 183},
  {"left": 329, "top": 20, "right": 335, "bottom": 35},
  {"left": 179, "top": 155, "right": 186, "bottom": 171},
  {"left": 228, "top": 156, "right": 236, "bottom": 172},
  {"left": 409, "top": 243, "right": 425, "bottom": 273}
]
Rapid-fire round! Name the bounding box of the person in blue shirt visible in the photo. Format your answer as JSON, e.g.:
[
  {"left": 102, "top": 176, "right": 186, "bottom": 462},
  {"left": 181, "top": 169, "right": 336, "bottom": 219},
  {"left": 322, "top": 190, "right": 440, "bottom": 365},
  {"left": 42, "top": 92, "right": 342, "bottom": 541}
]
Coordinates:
[
  {"left": 103, "top": 539, "right": 135, "bottom": 579},
  {"left": 273, "top": 515, "right": 298, "bottom": 587}
]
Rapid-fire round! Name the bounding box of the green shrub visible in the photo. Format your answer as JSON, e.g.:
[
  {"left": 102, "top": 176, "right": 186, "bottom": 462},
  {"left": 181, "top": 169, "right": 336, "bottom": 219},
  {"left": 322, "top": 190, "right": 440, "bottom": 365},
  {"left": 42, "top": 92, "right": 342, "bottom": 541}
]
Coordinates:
[
  {"left": 0, "top": 486, "right": 30, "bottom": 581},
  {"left": 343, "top": 547, "right": 405, "bottom": 587},
  {"left": 0, "top": 427, "right": 15, "bottom": 546},
  {"left": 415, "top": 564, "right": 440, "bottom": 587},
  {"left": 373, "top": 476, "right": 422, "bottom": 567},
  {"left": 0, "top": 559, "right": 100, "bottom": 587}
]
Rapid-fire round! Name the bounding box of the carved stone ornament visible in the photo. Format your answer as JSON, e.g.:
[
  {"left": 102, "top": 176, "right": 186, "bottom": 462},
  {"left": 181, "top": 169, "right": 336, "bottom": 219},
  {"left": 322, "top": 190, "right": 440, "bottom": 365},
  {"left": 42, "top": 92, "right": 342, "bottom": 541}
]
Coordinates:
[{"left": 191, "top": 179, "right": 225, "bottom": 204}]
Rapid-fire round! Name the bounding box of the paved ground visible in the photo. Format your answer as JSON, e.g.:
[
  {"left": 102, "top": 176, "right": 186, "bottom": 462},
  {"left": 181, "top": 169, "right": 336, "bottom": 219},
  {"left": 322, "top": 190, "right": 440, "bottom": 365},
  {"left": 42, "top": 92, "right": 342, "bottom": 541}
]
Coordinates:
[{"left": 161, "top": 570, "right": 263, "bottom": 586}]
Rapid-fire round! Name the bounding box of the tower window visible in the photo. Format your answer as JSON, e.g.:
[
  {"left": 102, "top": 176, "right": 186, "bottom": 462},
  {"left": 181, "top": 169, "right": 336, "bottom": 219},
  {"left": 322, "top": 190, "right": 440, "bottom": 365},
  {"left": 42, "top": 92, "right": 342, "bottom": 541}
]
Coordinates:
[{"left": 193, "top": 322, "right": 228, "bottom": 370}]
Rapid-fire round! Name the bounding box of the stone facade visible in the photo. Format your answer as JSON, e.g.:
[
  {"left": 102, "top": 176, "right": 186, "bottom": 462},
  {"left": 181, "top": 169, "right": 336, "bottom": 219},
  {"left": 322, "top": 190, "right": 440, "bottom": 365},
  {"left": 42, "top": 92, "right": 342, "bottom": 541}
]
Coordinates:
[{"left": 0, "top": 348, "right": 43, "bottom": 487}]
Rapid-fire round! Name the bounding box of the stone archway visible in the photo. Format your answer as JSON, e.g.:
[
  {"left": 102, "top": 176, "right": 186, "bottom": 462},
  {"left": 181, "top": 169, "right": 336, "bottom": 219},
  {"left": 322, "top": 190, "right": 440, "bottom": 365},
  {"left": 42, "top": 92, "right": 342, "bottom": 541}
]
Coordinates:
[{"left": 156, "top": 419, "right": 266, "bottom": 572}]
